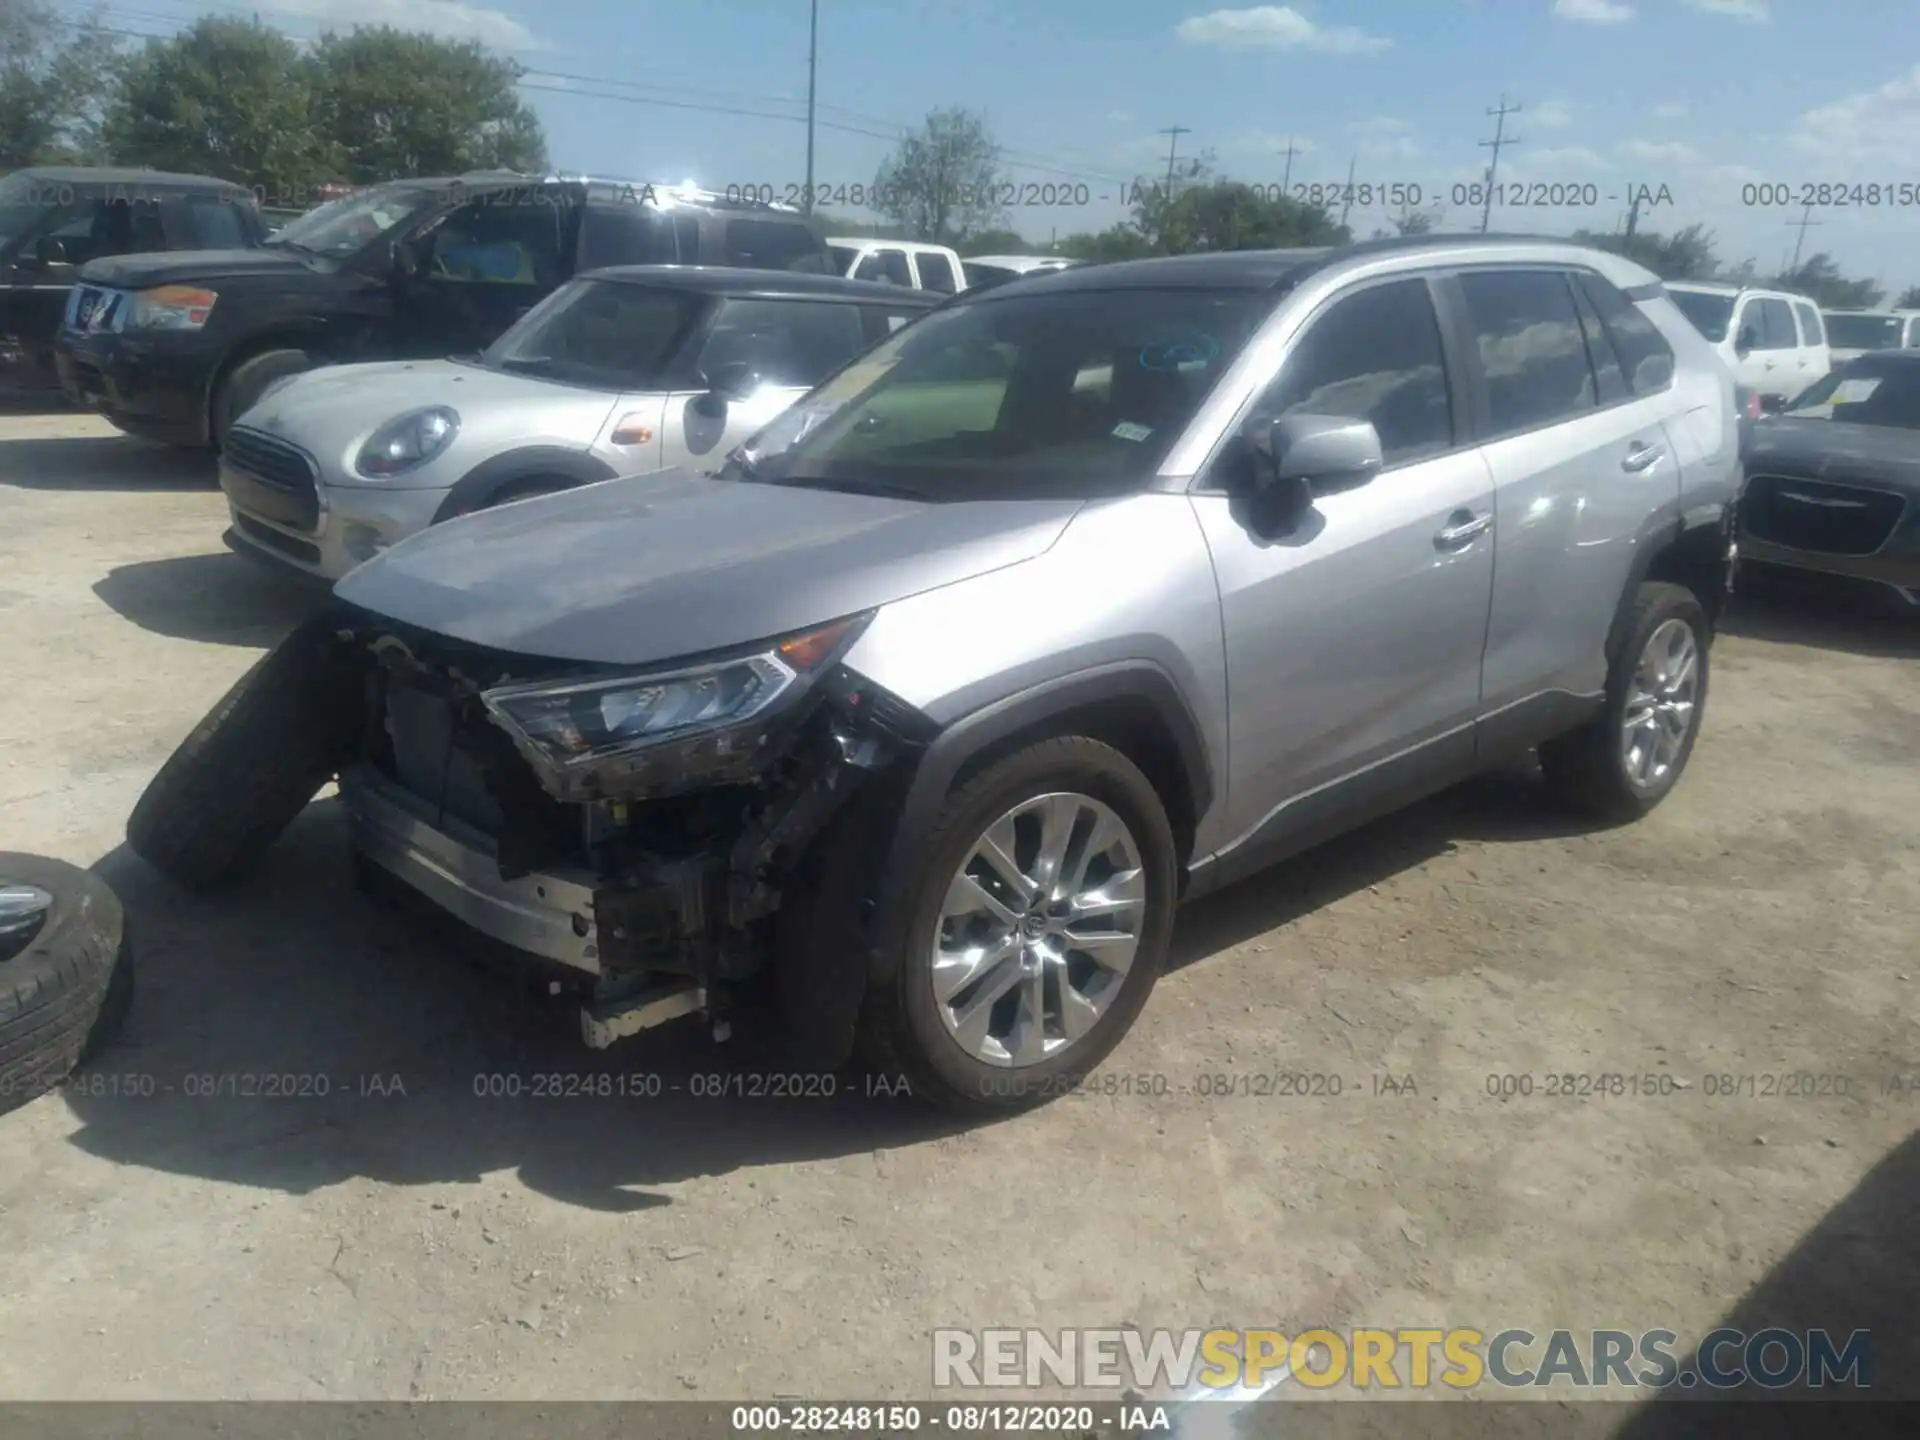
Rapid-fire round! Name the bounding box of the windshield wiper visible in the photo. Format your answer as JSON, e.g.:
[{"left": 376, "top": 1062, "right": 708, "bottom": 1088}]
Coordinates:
[
  {"left": 263, "top": 236, "right": 325, "bottom": 258},
  {"left": 492, "top": 355, "right": 558, "bottom": 375},
  {"left": 764, "top": 475, "right": 932, "bottom": 502}
]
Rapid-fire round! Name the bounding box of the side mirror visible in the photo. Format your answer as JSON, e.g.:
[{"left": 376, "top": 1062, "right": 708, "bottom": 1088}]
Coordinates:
[
  {"left": 1242, "top": 413, "right": 1382, "bottom": 536},
  {"left": 30, "top": 236, "right": 75, "bottom": 275},
  {"left": 392, "top": 237, "right": 421, "bottom": 280}
]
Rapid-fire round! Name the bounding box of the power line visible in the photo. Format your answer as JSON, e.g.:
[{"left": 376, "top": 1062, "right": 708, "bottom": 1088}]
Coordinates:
[
  {"left": 803, "top": 0, "right": 818, "bottom": 214},
  {"left": 1477, "top": 95, "right": 1521, "bottom": 234}
]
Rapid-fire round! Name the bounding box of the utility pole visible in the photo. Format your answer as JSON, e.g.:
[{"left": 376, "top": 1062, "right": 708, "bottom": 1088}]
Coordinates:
[
  {"left": 1338, "top": 152, "right": 1358, "bottom": 229},
  {"left": 1786, "top": 201, "right": 1821, "bottom": 274},
  {"left": 1278, "top": 137, "right": 1301, "bottom": 191},
  {"left": 1623, "top": 191, "right": 1642, "bottom": 245},
  {"left": 1477, "top": 95, "right": 1521, "bottom": 234},
  {"left": 1158, "top": 125, "right": 1190, "bottom": 202},
  {"left": 803, "top": 0, "right": 818, "bottom": 214}
]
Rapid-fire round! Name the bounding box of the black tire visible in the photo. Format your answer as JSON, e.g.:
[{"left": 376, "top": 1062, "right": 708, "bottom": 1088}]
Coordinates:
[
  {"left": 1, "top": 854, "right": 133, "bottom": 1115},
  {"left": 481, "top": 476, "right": 574, "bottom": 509},
  {"left": 211, "top": 347, "right": 313, "bottom": 448},
  {"left": 854, "top": 737, "right": 1178, "bottom": 1115},
  {"left": 126, "top": 612, "right": 361, "bottom": 892},
  {"left": 1540, "top": 581, "right": 1710, "bottom": 822}
]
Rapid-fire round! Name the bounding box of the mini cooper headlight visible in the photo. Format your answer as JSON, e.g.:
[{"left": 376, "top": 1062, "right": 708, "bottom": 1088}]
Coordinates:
[
  {"left": 480, "top": 615, "right": 868, "bottom": 799},
  {"left": 356, "top": 406, "right": 460, "bottom": 477}
]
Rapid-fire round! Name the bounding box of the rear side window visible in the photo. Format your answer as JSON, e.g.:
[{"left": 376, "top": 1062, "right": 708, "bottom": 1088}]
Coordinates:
[
  {"left": 1576, "top": 273, "right": 1675, "bottom": 396},
  {"left": 577, "top": 207, "right": 681, "bottom": 269},
  {"left": 1457, "top": 269, "right": 1596, "bottom": 436},
  {"left": 1739, "top": 297, "right": 1796, "bottom": 351},
  {"left": 699, "top": 297, "right": 871, "bottom": 388},
  {"left": 724, "top": 219, "right": 828, "bottom": 272},
  {"left": 181, "top": 195, "right": 252, "bottom": 249},
  {"left": 914, "top": 251, "right": 957, "bottom": 293},
  {"left": 1793, "top": 301, "right": 1825, "bottom": 347},
  {"left": 1248, "top": 276, "right": 1454, "bottom": 466}
]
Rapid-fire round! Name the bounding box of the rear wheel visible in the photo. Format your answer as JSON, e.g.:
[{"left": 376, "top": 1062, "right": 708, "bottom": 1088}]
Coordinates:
[
  {"left": 1540, "top": 582, "right": 1709, "bottom": 822},
  {"left": 855, "top": 737, "right": 1177, "bottom": 1113}
]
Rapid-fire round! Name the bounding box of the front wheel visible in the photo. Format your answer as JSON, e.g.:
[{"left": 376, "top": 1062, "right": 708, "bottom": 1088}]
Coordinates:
[
  {"left": 211, "top": 348, "right": 313, "bottom": 448},
  {"left": 1540, "top": 582, "right": 1710, "bottom": 822},
  {"left": 856, "top": 737, "right": 1178, "bottom": 1114}
]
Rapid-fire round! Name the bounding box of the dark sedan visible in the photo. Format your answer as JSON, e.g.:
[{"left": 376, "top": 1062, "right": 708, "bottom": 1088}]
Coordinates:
[{"left": 1738, "top": 351, "right": 1920, "bottom": 613}]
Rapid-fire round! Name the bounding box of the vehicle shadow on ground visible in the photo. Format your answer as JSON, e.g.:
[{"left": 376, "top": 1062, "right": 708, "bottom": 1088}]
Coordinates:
[
  {"left": 0, "top": 434, "right": 217, "bottom": 492},
  {"left": 1168, "top": 764, "right": 1599, "bottom": 973},
  {"left": 1604, "top": 1130, "right": 1920, "bottom": 1436},
  {"left": 1721, "top": 580, "right": 1920, "bottom": 660},
  {"left": 61, "top": 805, "right": 970, "bottom": 1214},
  {"left": 92, "top": 551, "right": 324, "bottom": 647}
]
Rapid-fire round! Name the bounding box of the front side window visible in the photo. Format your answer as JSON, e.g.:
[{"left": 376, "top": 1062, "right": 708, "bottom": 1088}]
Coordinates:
[
  {"left": 1245, "top": 277, "right": 1453, "bottom": 466},
  {"left": 915, "top": 251, "right": 958, "bottom": 293},
  {"left": 829, "top": 243, "right": 860, "bottom": 275},
  {"left": 577, "top": 207, "right": 680, "bottom": 269},
  {"left": 35, "top": 199, "right": 165, "bottom": 266},
  {"left": 480, "top": 279, "right": 703, "bottom": 388},
  {"left": 424, "top": 190, "right": 572, "bottom": 287},
  {"left": 1738, "top": 297, "right": 1796, "bottom": 351},
  {"left": 182, "top": 195, "right": 252, "bottom": 250},
  {"left": 726, "top": 285, "right": 1273, "bottom": 500},
  {"left": 1793, "top": 302, "right": 1825, "bottom": 347},
  {"left": 696, "top": 298, "right": 871, "bottom": 389},
  {"left": 1458, "top": 269, "right": 1596, "bottom": 436}
]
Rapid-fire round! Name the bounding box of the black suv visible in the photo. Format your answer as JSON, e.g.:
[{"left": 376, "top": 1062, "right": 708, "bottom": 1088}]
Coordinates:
[
  {"left": 54, "top": 173, "right": 834, "bottom": 448},
  {"left": 1, "top": 166, "right": 266, "bottom": 394}
]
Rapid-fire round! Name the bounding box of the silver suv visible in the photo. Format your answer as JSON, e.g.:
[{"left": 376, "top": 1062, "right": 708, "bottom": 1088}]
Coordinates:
[{"left": 128, "top": 236, "right": 1740, "bottom": 1113}]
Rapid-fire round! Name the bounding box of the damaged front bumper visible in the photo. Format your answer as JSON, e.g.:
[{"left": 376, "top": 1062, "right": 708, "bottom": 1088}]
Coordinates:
[{"left": 332, "top": 609, "right": 933, "bottom": 1049}]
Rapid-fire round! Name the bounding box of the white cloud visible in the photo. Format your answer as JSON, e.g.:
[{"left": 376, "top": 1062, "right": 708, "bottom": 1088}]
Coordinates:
[
  {"left": 1176, "top": 6, "right": 1392, "bottom": 54},
  {"left": 260, "top": 0, "right": 541, "bottom": 51},
  {"left": 1529, "top": 144, "right": 1611, "bottom": 169},
  {"left": 1617, "top": 138, "right": 1705, "bottom": 165},
  {"left": 1107, "top": 110, "right": 1133, "bottom": 123},
  {"left": 1790, "top": 63, "right": 1920, "bottom": 165},
  {"left": 1241, "top": 130, "right": 1317, "bottom": 154},
  {"left": 1348, "top": 116, "right": 1409, "bottom": 137},
  {"left": 1554, "top": 0, "right": 1634, "bottom": 22},
  {"left": 1683, "top": 0, "right": 1769, "bottom": 19},
  {"left": 1531, "top": 98, "right": 1574, "bottom": 128},
  {"left": 1653, "top": 101, "right": 1689, "bottom": 118},
  {"left": 1359, "top": 134, "right": 1421, "bottom": 160}
]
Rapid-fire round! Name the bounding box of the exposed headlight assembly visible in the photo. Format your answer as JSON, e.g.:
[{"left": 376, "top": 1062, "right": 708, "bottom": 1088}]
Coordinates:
[
  {"left": 125, "top": 285, "right": 217, "bottom": 330},
  {"left": 356, "top": 406, "right": 460, "bottom": 477},
  {"left": 481, "top": 614, "right": 869, "bottom": 801}
]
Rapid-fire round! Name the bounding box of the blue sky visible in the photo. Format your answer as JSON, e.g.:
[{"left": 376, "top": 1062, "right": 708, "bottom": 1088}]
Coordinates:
[{"left": 69, "top": 1, "right": 1920, "bottom": 291}]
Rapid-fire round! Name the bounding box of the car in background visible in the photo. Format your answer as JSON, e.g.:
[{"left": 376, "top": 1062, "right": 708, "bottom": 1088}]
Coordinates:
[
  {"left": 0, "top": 167, "right": 265, "bottom": 394},
  {"left": 129, "top": 235, "right": 1738, "bottom": 1112},
  {"left": 961, "top": 254, "right": 1079, "bottom": 289},
  {"left": 827, "top": 237, "right": 967, "bottom": 295},
  {"left": 1737, "top": 351, "right": 1920, "bottom": 615},
  {"left": 1666, "top": 282, "right": 1830, "bottom": 408},
  {"left": 1821, "top": 308, "right": 1920, "bottom": 365},
  {"left": 219, "top": 267, "right": 935, "bottom": 583},
  {"left": 56, "top": 174, "right": 833, "bottom": 450}
]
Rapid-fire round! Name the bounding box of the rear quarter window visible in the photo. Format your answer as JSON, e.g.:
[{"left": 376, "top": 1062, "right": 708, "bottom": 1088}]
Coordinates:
[{"left": 1576, "top": 273, "right": 1675, "bottom": 395}]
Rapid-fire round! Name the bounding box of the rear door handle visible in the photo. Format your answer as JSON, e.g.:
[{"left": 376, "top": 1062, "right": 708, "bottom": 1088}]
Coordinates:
[
  {"left": 1622, "top": 441, "right": 1664, "bottom": 473},
  {"left": 1434, "top": 510, "right": 1491, "bottom": 549}
]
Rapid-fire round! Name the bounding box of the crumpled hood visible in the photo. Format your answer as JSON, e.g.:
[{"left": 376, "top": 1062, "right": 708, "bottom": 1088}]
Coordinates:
[{"left": 334, "top": 468, "right": 1083, "bottom": 667}]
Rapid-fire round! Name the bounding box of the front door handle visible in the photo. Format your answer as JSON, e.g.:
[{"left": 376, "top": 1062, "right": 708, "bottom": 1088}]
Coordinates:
[
  {"left": 1434, "top": 510, "right": 1492, "bottom": 549},
  {"left": 1622, "top": 441, "right": 1664, "bottom": 473}
]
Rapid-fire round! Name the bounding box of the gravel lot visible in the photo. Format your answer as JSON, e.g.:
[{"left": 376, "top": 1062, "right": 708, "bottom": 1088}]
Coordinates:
[{"left": 1, "top": 412, "right": 1917, "bottom": 1404}]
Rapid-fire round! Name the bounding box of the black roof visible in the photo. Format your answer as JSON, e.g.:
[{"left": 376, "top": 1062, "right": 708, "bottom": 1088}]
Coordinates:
[
  {"left": 978, "top": 232, "right": 1599, "bottom": 297},
  {"left": 6, "top": 165, "right": 252, "bottom": 193},
  {"left": 580, "top": 265, "right": 941, "bottom": 303}
]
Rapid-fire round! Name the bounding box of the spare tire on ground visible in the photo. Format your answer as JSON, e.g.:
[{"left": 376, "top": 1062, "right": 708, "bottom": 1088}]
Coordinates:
[
  {"left": 1, "top": 853, "right": 132, "bottom": 1115},
  {"left": 126, "top": 609, "right": 362, "bottom": 893}
]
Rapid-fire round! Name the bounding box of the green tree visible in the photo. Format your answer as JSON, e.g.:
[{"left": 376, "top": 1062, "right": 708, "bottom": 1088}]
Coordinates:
[
  {"left": 103, "top": 18, "right": 337, "bottom": 191},
  {"left": 961, "top": 227, "right": 1033, "bottom": 255},
  {"left": 1056, "top": 223, "right": 1155, "bottom": 263},
  {"left": 1156, "top": 180, "right": 1348, "bottom": 254},
  {"left": 0, "top": 0, "right": 122, "bottom": 168},
  {"left": 309, "top": 26, "right": 545, "bottom": 182},
  {"left": 1771, "top": 252, "right": 1883, "bottom": 309},
  {"left": 872, "top": 107, "right": 1006, "bottom": 244},
  {"left": 1572, "top": 223, "right": 1719, "bottom": 281}
]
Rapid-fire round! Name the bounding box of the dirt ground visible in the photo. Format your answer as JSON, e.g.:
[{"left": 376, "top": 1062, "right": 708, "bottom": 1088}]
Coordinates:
[{"left": 0, "top": 411, "right": 1916, "bottom": 1405}]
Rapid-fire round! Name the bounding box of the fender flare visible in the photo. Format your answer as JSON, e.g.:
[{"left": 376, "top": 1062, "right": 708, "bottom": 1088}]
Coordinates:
[
  {"left": 863, "top": 661, "right": 1214, "bottom": 987},
  {"left": 432, "top": 446, "right": 620, "bottom": 522}
]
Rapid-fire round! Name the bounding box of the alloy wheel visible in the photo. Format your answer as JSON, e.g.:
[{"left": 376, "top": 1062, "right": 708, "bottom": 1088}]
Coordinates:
[
  {"left": 1621, "top": 618, "right": 1700, "bottom": 789},
  {"left": 930, "top": 792, "right": 1147, "bottom": 1068}
]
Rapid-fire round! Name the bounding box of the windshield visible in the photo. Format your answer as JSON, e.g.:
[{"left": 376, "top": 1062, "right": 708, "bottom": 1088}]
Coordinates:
[
  {"left": 1781, "top": 360, "right": 1920, "bottom": 428},
  {"left": 724, "top": 285, "right": 1273, "bottom": 500},
  {"left": 1667, "top": 289, "right": 1735, "bottom": 343},
  {"left": 480, "top": 277, "right": 703, "bottom": 388},
  {"left": 1823, "top": 313, "right": 1904, "bottom": 350},
  {"left": 267, "top": 184, "right": 433, "bottom": 259}
]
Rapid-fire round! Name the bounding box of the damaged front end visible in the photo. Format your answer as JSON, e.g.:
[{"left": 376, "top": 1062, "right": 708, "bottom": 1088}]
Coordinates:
[{"left": 329, "top": 606, "right": 931, "bottom": 1051}]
